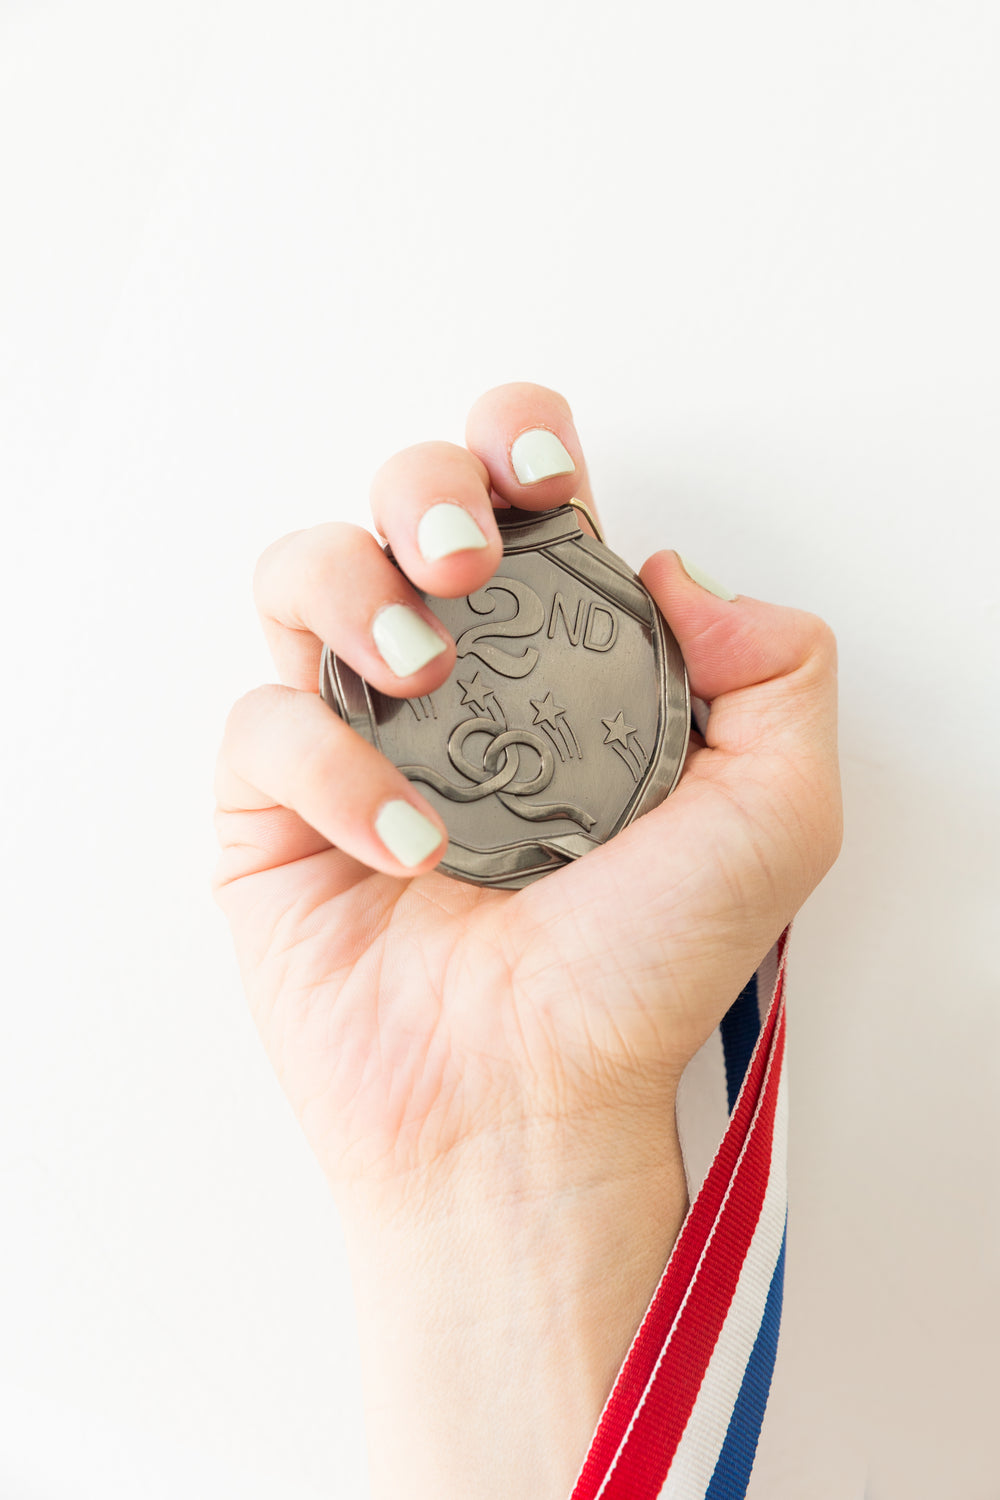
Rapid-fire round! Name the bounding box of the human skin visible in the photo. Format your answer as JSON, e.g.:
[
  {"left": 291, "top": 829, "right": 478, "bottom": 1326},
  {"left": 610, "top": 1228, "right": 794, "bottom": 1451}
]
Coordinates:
[{"left": 212, "top": 382, "right": 842, "bottom": 1499}]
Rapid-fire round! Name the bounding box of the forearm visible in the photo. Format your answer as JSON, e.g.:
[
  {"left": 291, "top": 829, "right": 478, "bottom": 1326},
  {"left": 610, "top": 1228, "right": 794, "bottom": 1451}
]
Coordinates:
[{"left": 340, "top": 1109, "right": 688, "bottom": 1500}]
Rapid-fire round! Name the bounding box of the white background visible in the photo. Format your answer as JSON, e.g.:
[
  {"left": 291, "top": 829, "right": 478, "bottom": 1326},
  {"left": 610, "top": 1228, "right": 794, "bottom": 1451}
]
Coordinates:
[{"left": 1, "top": 2, "right": 998, "bottom": 1496}]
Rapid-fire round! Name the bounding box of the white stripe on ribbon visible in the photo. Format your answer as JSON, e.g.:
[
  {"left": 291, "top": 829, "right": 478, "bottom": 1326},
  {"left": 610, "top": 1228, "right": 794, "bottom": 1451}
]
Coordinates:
[{"left": 658, "top": 1065, "right": 789, "bottom": 1499}]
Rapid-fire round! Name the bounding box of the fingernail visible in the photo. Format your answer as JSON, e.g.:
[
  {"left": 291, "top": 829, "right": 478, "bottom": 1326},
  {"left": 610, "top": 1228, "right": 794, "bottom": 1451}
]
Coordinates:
[
  {"left": 510, "top": 428, "right": 576, "bottom": 484},
  {"left": 677, "top": 554, "right": 738, "bottom": 602},
  {"left": 417, "top": 502, "right": 489, "bottom": 562},
  {"left": 375, "top": 799, "right": 444, "bottom": 867},
  {"left": 372, "top": 604, "right": 448, "bottom": 676}
]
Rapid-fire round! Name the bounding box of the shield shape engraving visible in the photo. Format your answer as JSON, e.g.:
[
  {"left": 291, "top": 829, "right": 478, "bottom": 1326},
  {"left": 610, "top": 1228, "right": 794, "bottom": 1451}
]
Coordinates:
[{"left": 320, "top": 505, "right": 689, "bottom": 888}]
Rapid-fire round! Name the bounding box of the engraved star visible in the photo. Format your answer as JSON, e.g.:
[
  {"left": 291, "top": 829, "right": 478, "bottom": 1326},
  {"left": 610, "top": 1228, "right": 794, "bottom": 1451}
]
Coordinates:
[
  {"left": 601, "top": 710, "right": 636, "bottom": 747},
  {"left": 530, "top": 690, "right": 566, "bottom": 728},
  {"left": 457, "top": 671, "right": 494, "bottom": 713}
]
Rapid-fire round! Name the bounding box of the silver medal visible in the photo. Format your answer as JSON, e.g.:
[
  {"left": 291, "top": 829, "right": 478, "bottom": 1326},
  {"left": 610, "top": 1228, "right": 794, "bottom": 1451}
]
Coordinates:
[{"left": 320, "top": 504, "right": 689, "bottom": 888}]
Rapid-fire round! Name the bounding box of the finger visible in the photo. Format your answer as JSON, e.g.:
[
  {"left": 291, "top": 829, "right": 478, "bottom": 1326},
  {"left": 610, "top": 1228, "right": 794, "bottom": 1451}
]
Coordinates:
[
  {"left": 369, "top": 440, "right": 503, "bottom": 598},
  {"left": 464, "top": 382, "right": 602, "bottom": 534},
  {"left": 254, "top": 523, "right": 455, "bottom": 694},
  {"left": 213, "top": 684, "right": 448, "bottom": 885},
  {"left": 640, "top": 549, "right": 840, "bottom": 761}
]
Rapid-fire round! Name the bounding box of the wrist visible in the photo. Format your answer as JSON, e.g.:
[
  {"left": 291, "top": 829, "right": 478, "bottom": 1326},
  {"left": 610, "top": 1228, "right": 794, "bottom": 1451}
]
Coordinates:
[{"left": 339, "top": 1103, "right": 688, "bottom": 1500}]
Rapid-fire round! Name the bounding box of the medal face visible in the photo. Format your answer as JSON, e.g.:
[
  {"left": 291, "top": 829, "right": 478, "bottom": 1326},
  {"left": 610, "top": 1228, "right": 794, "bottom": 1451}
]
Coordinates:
[{"left": 320, "top": 505, "right": 689, "bottom": 888}]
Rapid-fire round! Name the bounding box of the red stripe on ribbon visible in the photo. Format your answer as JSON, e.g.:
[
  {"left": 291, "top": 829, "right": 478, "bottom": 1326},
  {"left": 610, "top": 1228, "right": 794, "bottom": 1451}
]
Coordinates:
[
  {"left": 572, "top": 934, "right": 789, "bottom": 1500},
  {"left": 599, "top": 1007, "right": 785, "bottom": 1497}
]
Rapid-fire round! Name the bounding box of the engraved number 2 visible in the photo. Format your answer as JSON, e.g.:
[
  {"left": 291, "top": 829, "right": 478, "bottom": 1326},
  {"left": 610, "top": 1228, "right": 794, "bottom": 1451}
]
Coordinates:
[{"left": 454, "top": 576, "right": 545, "bottom": 678}]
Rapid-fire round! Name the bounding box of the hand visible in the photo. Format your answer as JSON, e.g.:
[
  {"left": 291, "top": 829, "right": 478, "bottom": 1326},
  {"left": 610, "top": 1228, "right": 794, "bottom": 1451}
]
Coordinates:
[{"left": 213, "top": 382, "right": 841, "bottom": 1499}]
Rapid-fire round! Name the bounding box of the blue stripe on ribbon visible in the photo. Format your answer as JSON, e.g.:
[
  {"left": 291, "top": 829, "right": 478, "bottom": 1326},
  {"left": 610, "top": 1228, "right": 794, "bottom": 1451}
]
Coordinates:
[
  {"left": 720, "top": 973, "right": 761, "bottom": 1113},
  {"left": 704, "top": 1222, "right": 788, "bottom": 1500}
]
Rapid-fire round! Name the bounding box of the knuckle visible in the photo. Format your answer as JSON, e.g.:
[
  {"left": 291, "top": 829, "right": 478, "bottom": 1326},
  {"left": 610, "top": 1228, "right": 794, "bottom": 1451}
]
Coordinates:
[
  {"left": 223, "top": 683, "right": 282, "bottom": 744},
  {"left": 372, "top": 440, "right": 461, "bottom": 486},
  {"left": 300, "top": 523, "right": 374, "bottom": 595},
  {"left": 370, "top": 442, "right": 492, "bottom": 510},
  {"left": 289, "top": 712, "right": 351, "bottom": 800},
  {"left": 294, "top": 730, "right": 337, "bottom": 793},
  {"left": 254, "top": 524, "right": 373, "bottom": 614},
  {"left": 252, "top": 529, "right": 303, "bottom": 605}
]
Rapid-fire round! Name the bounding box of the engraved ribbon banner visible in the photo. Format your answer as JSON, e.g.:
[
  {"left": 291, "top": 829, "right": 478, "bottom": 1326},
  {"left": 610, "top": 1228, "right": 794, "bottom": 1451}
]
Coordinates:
[{"left": 572, "top": 932, "right": 790, "bottom": 1500}]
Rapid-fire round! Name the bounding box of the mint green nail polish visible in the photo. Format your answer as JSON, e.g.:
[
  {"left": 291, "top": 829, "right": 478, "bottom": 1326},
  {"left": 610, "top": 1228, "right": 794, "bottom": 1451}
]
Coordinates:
[
  {"left": 510, "top": 429, "right": 575, "bottom": 485},
  {"left": 375, "top": 800, "right": 444, "bottom": 867},
  {"left": 372, "top": 604, "right": 448, "bottom": 676},
  {"left": 677, "top": 555, "right": 738, "bottom": 602}
]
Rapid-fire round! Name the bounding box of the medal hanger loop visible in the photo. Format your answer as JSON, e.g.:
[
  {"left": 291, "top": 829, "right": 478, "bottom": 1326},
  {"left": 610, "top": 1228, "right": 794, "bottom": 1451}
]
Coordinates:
[{"left": 568, "top": 497, "right": 606, "bottom": 545}]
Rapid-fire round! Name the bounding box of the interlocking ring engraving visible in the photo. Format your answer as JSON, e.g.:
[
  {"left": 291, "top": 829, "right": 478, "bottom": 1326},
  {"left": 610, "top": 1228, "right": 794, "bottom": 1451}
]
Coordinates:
[{"left": 400, "top": 717, "right": 596, "bottom": 829}]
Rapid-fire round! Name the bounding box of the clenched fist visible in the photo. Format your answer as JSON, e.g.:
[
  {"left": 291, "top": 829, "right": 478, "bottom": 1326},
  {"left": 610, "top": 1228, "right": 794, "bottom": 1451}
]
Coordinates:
[{"left": 213, "top": 383, "right": 841, "bottom": 1500}]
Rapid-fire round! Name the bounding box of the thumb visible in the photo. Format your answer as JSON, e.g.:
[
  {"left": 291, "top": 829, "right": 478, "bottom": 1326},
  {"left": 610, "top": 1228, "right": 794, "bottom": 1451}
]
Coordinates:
[
  {"left": 641, "top": 550, "right": 840, "bottom": 765},
  {"left": 637, "top": 550, "right": 842, "bottom": 921},
  {"left": 509, "top": 548, "right": 842, "bottom": 1063}
]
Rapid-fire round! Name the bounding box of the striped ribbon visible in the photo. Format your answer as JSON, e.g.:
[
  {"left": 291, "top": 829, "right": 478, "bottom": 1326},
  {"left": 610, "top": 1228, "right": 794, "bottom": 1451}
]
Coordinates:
[{"left": 572, "top": 931, "right": 790, "bottom": 1500}]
